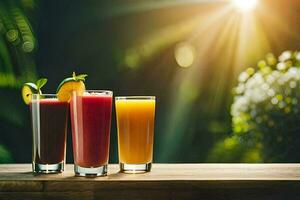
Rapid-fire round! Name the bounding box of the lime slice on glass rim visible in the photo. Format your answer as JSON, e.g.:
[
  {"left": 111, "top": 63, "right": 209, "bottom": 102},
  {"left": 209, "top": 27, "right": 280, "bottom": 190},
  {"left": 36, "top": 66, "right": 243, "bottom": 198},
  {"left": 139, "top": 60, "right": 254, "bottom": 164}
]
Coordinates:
[
  {"left": 21, "top": 78, "right": 48, "bottom": 105},
  {"left": 21, "top": 83, "right": 40, "bottom": 105},
  {"left": 56, "top": 72, "right": 87, "bottom": 102}
]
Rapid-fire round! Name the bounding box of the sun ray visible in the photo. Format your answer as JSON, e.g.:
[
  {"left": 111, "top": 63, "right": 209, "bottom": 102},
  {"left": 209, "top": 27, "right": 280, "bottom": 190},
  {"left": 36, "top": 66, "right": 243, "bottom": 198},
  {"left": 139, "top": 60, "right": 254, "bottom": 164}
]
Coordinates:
[
  {"left": 257, "top": 1, "right": 300, "bottom": 49},
  {"left": 207, "top": 13, "right": 241, "bottom": 113},
  {"left": 120, "top": 5, "right": 232, "bottom": 69},
  {"left": 160, "top": 5, "right": 233, "bottom": 160}
]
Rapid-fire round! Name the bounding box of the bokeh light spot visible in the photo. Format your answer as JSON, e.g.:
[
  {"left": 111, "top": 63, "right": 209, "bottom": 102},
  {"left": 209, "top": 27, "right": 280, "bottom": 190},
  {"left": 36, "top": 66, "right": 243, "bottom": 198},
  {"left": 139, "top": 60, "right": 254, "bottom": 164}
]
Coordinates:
[
  {"left": 124, "top": 50, "right": 140, "bottom": 69},
  {"left": 22, "top": 41, "right": 34, "bottom": 53},
  {"left": 6, "top": 30, "right": 19, "bottom": 42},
  {"left": 174, "top": 43, "right": 195, "bottom": 68}
]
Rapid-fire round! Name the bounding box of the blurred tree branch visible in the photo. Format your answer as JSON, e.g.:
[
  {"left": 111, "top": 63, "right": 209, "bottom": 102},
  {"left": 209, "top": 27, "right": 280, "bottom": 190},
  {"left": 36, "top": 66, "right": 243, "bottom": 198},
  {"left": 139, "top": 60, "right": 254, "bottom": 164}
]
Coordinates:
[{"left": 0, "top": 0, "right": 37, "bottom": 88}]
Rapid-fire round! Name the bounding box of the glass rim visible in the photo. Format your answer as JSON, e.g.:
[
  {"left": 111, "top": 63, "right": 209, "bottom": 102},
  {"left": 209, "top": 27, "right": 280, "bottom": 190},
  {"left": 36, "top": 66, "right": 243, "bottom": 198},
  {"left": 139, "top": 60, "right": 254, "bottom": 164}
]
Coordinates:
[
  {"left": 83, "top": 90, "right": 113, "bottom": 96},
  {"left": 31, "top": 94, "right": 57, "bottom": 97},
  {"left": 115, "top": 96, "right": 155, "bottom": 100}
]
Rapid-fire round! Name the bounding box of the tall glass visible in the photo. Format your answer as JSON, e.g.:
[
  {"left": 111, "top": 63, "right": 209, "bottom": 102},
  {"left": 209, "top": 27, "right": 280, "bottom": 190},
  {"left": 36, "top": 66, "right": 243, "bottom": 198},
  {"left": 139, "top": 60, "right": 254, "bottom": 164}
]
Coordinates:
[
  {"left": 30, "top": 94, "right": 69, "bottom": 173},
  {"left": 70, "top": 90, "right": 113, "bottom": 177},
  {"left": 115, "top": 96, "right": 156, "bottom": 173}
]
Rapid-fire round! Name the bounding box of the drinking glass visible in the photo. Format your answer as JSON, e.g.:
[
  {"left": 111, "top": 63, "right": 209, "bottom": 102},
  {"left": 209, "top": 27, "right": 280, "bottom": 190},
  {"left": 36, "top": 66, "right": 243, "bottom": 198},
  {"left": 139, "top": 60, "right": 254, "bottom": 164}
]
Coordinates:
[
  {"left": 70, "top": 90, "right": 113, "bottom": 176},
  {"left": 31, "top": 94, "right": 69, "bottom": 173},
  {"left": 115, "top": 96, "right": 156, "bottom": 173}
]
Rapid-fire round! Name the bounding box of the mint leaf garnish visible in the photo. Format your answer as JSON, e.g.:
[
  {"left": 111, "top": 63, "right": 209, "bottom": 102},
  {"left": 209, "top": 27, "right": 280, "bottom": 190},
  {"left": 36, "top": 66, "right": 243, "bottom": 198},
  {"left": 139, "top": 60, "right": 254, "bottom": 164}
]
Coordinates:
[
  {"left": 76, "top": 74, "right": 88, "bottom": 81},
  {"left": 72, "top": 72, "right": 87, "bottom": 81},
  {"left": 36, "top": 78, "right": 48, "bottom": 90}
]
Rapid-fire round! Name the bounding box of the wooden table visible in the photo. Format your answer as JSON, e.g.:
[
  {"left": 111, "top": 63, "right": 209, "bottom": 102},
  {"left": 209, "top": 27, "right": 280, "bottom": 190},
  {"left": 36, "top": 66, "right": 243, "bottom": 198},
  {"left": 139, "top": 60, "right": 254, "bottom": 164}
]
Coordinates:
[{"left": 0, "top": 164, "right": 300, "bottom": 200}]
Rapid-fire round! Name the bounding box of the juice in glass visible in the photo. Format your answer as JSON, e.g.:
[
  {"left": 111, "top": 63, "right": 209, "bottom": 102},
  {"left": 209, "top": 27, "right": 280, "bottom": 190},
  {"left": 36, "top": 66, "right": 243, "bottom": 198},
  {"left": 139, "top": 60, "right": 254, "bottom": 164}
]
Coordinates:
[
  {"left": 31, "top": 94, "right": 69, "bottom": 173},
  {"left": 115, "top": 96, "right": 155, "bottom": 173},
  {"left": 70, "top": 90, "right": 112, "bottom": 176}
]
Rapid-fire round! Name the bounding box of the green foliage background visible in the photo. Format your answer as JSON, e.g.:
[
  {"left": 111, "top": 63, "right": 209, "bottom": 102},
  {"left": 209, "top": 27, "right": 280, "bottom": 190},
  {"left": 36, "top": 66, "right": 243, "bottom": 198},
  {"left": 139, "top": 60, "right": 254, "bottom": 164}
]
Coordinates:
[
  {"left": 0, "top": 0, "right": 37, "bottom": 163},
  {"left": 1, "top": 0, "right": 300, "bottom": 164}
]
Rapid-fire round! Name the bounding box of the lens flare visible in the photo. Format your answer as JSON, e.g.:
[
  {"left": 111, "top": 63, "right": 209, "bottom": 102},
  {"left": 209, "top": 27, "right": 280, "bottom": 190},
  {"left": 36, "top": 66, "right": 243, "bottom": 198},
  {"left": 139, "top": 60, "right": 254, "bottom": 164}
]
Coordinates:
[{"left": 232, "top": 0, "right": 258, "bottom": 12}]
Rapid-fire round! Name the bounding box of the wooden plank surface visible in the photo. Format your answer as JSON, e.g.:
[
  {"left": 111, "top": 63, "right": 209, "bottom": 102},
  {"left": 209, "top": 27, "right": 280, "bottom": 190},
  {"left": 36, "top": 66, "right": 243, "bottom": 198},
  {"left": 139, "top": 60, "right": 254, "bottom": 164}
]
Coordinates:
[
  {"left": 1, "top": 164, "right": 300, "bottom": 181},
  {"left": 0, "top": 164, "right": 300, "bottom": 200}
]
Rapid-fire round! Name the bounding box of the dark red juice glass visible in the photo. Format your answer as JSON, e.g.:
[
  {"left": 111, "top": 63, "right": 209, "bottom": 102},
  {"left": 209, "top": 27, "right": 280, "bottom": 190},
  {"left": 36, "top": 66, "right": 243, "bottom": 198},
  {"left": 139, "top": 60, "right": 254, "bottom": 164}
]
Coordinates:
[
  {"left": 70, "top": 90, "right": 112, "bottom": 176},
  {"left": 30, "top": 94, "right": 69, "bottom": 174}
]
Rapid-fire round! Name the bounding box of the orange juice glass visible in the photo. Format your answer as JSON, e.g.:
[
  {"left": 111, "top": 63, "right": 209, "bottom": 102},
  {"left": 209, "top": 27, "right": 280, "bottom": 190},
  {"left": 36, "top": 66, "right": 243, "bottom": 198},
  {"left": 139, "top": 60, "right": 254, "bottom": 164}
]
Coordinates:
[{"left": 115, "top": 96, "right": 155, "bottom": 173}]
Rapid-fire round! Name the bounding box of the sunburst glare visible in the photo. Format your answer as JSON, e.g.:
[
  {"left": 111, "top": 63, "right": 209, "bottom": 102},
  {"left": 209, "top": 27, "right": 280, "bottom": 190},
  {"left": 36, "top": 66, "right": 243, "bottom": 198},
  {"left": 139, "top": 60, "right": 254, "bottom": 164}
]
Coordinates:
[{"left": 232, "top": 0, "right": 258, "bottom": 12}]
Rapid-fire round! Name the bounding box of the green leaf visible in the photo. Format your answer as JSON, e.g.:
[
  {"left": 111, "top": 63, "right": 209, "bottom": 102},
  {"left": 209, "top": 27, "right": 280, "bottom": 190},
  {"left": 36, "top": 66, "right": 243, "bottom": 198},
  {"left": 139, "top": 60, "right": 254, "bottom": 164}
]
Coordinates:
[
  {"left": 76, "top": 74, "right": 88, "bottom": 81},
  {"left": 36, "top": 78, "right": 47, "bottom": 90},
  {"left": 71, "top": 71, "right": 87, "bottom": 81}
]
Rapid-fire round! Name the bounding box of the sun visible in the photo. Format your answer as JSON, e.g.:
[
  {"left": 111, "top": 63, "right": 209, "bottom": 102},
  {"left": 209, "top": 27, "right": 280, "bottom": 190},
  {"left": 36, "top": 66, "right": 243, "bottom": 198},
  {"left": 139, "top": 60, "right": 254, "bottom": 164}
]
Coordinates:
[{"left": 232, "top": 0, "right": 258, "bottom": 12}]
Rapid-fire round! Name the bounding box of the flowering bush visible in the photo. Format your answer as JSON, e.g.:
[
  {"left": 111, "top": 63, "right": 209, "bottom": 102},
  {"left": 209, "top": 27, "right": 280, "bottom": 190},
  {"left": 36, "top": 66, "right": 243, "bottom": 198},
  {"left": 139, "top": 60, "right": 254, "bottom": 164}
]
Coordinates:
[
  {"left": 231, "top": 51, "right": 300, "bottom": 162},
  {"left": 207, "top": 51, "right": 300, "bottom": 162}
]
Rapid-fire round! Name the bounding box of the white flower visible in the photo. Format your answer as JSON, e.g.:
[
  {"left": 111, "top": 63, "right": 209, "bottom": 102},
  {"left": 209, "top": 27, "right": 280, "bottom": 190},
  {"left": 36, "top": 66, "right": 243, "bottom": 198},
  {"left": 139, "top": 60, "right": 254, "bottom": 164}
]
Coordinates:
[
  {"left": 271, "top": 71, "right": 281, "bottom": 78},
  {"left": 236, "top": 83, "right": 245, "bottom": 94},
  {"left": 287, "top": 67, "right": 300, "bottom": 80},
  {"left": 245, "top": 77, "right": 256, "bottom": 89},
  {"left": 279, "top": 51, "right": 292, "bottom": 62},
  {"left": 266, "top": 75, "right": 275, "bottom": 84},
  {"left": 296, "top": 52, "right": 300, "bottom": 61},
  {"left": 278, "top": 101, "right": 286, "bottom": 109},
  {"left": 253, "top": 73, "right": 263, "bottom": 82},
  {"left": 277, "top": 62, "right": 286, "bottom": 71},
  {"left": 231, "top": 96, "right": 249, "bottom": 116},
  {"left": 262, "top": 83, "right": 269, "bottom": 90},
  {"left": 238, "top": 71, "right": 249, "bottom": 82},
  {"left": 287, "top": 67, "right": 298, "bottom": 75},
  {"left": 271, "top": 97, "right": 278, "bottom": 105}
]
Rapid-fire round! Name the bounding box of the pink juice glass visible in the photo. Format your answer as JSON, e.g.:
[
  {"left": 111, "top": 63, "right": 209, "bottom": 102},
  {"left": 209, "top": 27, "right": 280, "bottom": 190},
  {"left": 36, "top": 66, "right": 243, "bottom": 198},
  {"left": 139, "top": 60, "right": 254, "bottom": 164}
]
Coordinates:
[{"left": 70, "top": 90, "right": 113, "bottom": 176}]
